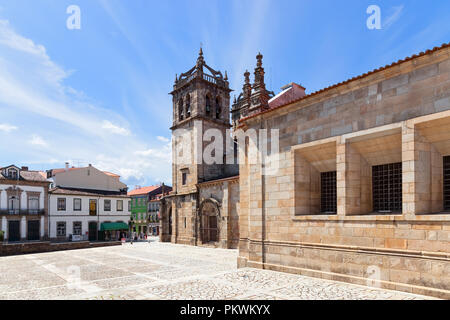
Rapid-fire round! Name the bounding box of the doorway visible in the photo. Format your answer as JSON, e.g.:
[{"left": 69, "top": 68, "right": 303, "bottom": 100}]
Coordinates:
[
  {"left": 8, "top": 221, "right": 20, "bottom": 242},
  {"left": 88, "top": 222, "right": 97, "bottom": 241},
  {"left": 27, "top": 220, "right": 40, "bottom": 241}
]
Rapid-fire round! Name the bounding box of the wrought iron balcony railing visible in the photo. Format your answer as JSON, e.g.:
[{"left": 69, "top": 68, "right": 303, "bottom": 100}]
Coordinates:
[{"left": 0, "top": 209, "right": 45, "bottom": 215}]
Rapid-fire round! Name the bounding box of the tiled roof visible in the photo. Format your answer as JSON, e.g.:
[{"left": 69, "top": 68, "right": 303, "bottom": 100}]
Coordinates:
[
  {"left": 51, "top": 167, "right": 82, "bottom": 174},
  {"left": 50, "top": 187, "right": 129, "bottom": 198},
  {"left": 128, "top": 186, "right": 160, "bottom": 196},
  {"left": 103, "top": 171, "right": 120, "bottom": 177},
  {"left": 50, "top": 167, "right": 120, "bottom": 177},
  {"left": 20, "top": 171, "right": 48, "bottom": 182},
  {"left": 0, "top": 168, "right": 48, "bottom": 182},
  {"left": 239, "top": 42, "right": 450, "bottom": 125}
]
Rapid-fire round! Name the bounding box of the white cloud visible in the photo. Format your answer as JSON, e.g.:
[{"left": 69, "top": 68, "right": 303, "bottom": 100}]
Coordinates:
[
  {"left": 29, "top": 134, "right": 48, "bottom": 147},
  {"left": 157, "top": 136, "right": 169, "bottom": 142},
  {"left": 382, "top": 5, "right": 404, "bottom": 30},
  {"left": 101, "top": 120, "right": 131, "bottom": 136},
  {"left": 0, "top": 19, "right": 171, "bottom": 185},
  {"left": 0, "top": 123, "right": 17, "bottom": 132}
]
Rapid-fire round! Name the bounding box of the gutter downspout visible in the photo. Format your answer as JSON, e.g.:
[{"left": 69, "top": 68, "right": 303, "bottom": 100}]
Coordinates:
[
  {"left": 195, "top": 185, "right": 200, "bottom": 245},
  {"left": 261, "top": 120, "right": 267, "bottom": 269}
]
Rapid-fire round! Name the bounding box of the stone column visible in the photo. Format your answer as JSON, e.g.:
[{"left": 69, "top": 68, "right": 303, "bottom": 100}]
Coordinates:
[
  {"left": 0, "top": 189, "right": 6, "bottom": 209},
  {"left": 20, "top": 216, "right": 26, "bottom": 240},
  {"left": 39, "top": 191, "right": 45, "bottom": 211},
  {"left": 402, "top": 122, "right": 439, "bottom": 216},
  {"left": 336, "top": 140, "right": 346, "bottom": 216},
  {"left": 21, "top": 191, "right": 27, "bottom": 210},
  {"left": 1, "top": 216, "right": 6, "bottom": 240},
  {"left": 222, "top": 181, "right": 229, "bottom": 248},
  {"left": 294, "top": 153, "right": 311, "bottom": 215},
  {"left": 343, "top": 142, "right": 362, "bottom": 215},
  {"left": 40, "top": 215, "right": 45, "bottom": 238}
]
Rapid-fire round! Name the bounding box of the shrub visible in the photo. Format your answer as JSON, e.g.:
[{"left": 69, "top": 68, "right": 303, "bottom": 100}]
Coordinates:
[{"left": 0, "top": 230, "right": 4, "bottom": 242}]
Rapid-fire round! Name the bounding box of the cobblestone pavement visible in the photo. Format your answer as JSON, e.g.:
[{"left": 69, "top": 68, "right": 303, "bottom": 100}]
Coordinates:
[{"left": 0, "top": 240, "right": 435, "bottom": 300}]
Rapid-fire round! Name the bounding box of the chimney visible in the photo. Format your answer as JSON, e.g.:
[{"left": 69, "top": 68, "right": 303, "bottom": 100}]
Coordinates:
[
  {"left": 65, "top": 162, "right": 69, "bottom": 171},
  {"left": 21, "top": 166, "right": 28, "bottom": 171}
]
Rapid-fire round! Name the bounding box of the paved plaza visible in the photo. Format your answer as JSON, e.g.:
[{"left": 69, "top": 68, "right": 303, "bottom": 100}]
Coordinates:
[{"left": 0, "top": 240, "right": 434, "bottom": 300}]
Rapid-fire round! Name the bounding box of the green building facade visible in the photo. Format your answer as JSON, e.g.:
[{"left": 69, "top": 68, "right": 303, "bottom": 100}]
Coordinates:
[
  {"left": 130, "top": 194, "right": 149, "bottom": 236},
  {"left": 128, "top": 184, "right": 172, "bottom": 238}
]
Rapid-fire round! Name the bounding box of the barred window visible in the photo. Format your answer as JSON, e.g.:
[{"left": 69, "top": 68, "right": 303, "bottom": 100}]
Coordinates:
[
  {"left": 57, "top": 222, "right": 66, "bottom": 237},
  {"left": 73, "top": 222, "right": 82, "bottom": 235},
  {"left": 320, "top": 171, "right": 337, "bottom": 214},
  {"left": 444, "top": 156, "right": 450, "bottom": 211},
  {"left": 372, "top": 162, "right": 402, "bottom": 213}
]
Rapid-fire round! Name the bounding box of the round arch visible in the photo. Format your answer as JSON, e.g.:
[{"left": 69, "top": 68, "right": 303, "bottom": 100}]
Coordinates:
[{"left": 198, "top": 198, "right": 220, "bottom": 243}]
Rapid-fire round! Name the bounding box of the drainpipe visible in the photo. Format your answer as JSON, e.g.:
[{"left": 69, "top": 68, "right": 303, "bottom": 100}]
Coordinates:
[
  {"left": 195, "top": 185, "right": 200, "bottom": 245},
  {"left": 261, "top": 120, "right": 267, "bottom": 268},
  {"left": 97, "top": 196, "right": 100, "bottom": 241}
]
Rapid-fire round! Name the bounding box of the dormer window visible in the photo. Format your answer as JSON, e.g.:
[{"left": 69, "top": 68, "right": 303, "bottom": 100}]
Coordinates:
[
  {"left": 206, "top": 95, "right": 211, "bottom": 115},
  {"left": 8, "top": 168, "right": 18, "bottom": 180}
]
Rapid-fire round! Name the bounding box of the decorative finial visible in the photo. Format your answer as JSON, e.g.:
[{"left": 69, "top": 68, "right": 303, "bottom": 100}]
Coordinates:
[
  {"left": 244, "top": 70, "right": 250, "bottom": 83},
  {"left": 256, "top": 52, "right": 263, "bottom": 67},
  {"left": 175, "top": 74, "right": 178, "bottom": 82},
  {"left": 224, "top": 71, "right": 228, "bottom": 81},
  {"left": 196, "top": 44, "right": 205, "bottom": 69},
  {"left": 233, "top": 95, "right": 236, "bottom": 103}
]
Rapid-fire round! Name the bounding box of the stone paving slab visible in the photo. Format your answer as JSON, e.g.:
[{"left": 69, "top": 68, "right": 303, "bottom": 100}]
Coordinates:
[{"left": 0, "top": 241, "right": 436, "bottom": 300}]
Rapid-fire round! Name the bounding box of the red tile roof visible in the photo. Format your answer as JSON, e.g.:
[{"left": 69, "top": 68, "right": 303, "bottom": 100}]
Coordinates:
[
  {"left": 127, "top": 186, "right": 160, "bottom": 196},
  {"left": 238, "top": 42, "right": 450, "bottom": 125},
  {"left": 103, "top": 171, "right": 120, "bottom": 177}
]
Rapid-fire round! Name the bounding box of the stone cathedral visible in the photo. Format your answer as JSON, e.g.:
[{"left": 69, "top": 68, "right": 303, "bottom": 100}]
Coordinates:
[
  {"left": 160, "top": 48, "right": 240, "bottom": 248},
  {"left": 161, "top": 44, "right": 450, "bottom": 299}
]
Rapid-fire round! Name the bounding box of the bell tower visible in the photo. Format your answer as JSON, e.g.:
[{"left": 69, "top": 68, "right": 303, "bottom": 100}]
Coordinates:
[{"left": 170, "top": 48, "right": 233, "bottom": 194}]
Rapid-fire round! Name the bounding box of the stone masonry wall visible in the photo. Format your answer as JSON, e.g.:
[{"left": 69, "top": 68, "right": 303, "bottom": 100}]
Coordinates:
[{"left": 238, "top": 46, "right": 450, "bottom": 298}]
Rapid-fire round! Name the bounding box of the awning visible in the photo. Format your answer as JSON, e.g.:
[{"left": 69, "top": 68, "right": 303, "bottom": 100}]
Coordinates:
[{"left": 100, "top": 222, "right": 129, "bottom": 231}]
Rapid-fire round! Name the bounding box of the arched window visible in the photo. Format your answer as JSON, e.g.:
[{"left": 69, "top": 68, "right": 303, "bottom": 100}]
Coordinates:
[
  {"left": 178, "top": 98, "right": 184, "bottom": 121},
  {"left": 186, "top": 94, "right": 191, "bottom": 118},
  {"left": 8, "top": 196, "right": 19, "bottom": 214},
  {"left": 215, "top": 97, "right": 221, "bottom": 119},
  {"left": 205, "top": 95, "right": 211, "bottom": 115}
]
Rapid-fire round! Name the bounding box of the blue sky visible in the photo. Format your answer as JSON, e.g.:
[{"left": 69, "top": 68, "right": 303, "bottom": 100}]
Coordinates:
[{"left": 0, "top": 0, "right": 449, "bottom": 188}]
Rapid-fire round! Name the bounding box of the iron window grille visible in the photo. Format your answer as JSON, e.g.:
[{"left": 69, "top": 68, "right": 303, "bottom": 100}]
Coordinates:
[
  {"left": 372, "top": 162, "right": 402, "bottom": 213},
  {"left": 320, "top": 171, "right": 337, "bottom": 214},
  {"left": 444, "top": 156, "right": 450, "bottom": 211},
  {"left": 57, "top": 222, "right": 66, "bottom": 237},
  {"left": 73, "top": 222, "right": 82, "bottom": 235}
]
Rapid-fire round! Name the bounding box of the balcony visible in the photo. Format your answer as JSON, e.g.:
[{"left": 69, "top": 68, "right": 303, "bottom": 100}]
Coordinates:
[{"left": 0, "top": 209, "right": 45, "bottom": 215}]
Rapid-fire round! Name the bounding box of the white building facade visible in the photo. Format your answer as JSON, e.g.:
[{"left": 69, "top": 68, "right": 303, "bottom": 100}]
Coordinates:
[
  {"left": 47, "top": 165, "right": 131, "bottom": 241},
  {"left": 48, "top": 189, "right": 130, "bottom": 241},
  {"left": 0, "top": 165, "right": 50, "bottom": 242}
]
